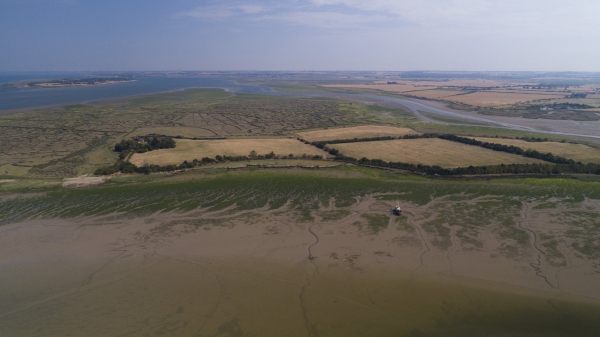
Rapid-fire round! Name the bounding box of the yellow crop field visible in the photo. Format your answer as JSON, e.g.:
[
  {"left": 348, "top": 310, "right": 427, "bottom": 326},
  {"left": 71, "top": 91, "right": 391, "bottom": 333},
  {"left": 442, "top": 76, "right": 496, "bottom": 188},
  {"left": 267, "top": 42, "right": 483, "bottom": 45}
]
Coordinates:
[
  {"left": 130, "top": 138, "right": 328, "bottom": 166},
  {"left": 446, "top": 91, "right": 566, "bottom": 107},
  {"left": 297, "top": 125, "right": 419, "bottom": 142},
  {"left": 333, "top": 139, "right": 544, "bottom": 168},
  {"left": 474, "top": 138, "right": 600, "bottom": 164}
]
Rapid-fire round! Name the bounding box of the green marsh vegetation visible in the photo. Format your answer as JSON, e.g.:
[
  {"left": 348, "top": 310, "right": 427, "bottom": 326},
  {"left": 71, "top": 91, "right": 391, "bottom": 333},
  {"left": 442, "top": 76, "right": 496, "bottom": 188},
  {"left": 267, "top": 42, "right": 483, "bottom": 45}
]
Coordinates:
[
  {"left": 316, "top": 209, "right": 352, "bottom": 221},
  {"left": 359, "top": 213, "right": 390, "bottom": 233}
]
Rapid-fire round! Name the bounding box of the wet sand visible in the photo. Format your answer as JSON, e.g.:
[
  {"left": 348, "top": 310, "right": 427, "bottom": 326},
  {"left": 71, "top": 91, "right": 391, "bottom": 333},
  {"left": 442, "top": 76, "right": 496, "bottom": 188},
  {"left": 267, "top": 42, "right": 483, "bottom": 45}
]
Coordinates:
[
  {"left": 2, "top": 194, "right": 600, "bottom": 336},
  {"left": 3, "top": 253, "right": 599, "bottom": 337}
]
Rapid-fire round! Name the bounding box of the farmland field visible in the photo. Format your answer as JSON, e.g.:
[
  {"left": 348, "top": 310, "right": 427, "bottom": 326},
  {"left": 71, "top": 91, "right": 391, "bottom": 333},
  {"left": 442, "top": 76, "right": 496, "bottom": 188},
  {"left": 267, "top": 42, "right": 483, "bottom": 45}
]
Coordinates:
[
  {"left": 473, "top": 137, "right": 600, "bottom": 164},
  {"left": 129, "top": 138, "right": 328, "bottom": 166},
  {"left": 297, "top": 125, "right": 418, "bottom": 141},
  {"left": 333, "top": 138, "right": 545, "bottom": 167}
]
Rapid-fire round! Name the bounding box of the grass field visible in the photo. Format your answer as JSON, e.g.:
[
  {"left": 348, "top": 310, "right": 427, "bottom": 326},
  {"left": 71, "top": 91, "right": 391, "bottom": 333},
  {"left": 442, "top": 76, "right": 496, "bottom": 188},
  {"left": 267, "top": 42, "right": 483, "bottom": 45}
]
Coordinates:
[
  {"left": 474, "top": 137, "right": 600, "bottom": 164},
  {"left": 297, "top": 125, "right": 419, "bottom": 141},
  {"left": 130, "top": 138, "right": 328, "bottom": 166},
  {"left": 332, "top": 138, "right": 545, "bottom": 168}
]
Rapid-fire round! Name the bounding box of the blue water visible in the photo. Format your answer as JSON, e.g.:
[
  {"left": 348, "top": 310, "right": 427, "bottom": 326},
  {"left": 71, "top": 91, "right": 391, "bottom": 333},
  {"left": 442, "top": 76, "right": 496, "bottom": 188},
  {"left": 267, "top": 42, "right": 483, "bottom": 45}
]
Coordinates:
[{"left": 0, "top": 73, "right": 275, "bottom": 111}]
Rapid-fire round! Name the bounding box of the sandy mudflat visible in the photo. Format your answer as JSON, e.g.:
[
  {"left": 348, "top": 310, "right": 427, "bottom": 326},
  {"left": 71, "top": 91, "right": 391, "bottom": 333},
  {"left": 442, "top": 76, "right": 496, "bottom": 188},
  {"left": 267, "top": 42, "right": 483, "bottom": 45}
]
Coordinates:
[{"left": 1, "top": 192, "right": 600, "bottom": 336}]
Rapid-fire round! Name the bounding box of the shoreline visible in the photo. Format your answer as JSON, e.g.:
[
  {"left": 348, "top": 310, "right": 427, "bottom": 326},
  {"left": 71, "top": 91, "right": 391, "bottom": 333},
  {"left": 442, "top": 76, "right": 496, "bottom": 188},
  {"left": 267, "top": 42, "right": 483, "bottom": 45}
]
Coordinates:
[{"left": 0, "top": 78, "right": 277, "bottom": 114}]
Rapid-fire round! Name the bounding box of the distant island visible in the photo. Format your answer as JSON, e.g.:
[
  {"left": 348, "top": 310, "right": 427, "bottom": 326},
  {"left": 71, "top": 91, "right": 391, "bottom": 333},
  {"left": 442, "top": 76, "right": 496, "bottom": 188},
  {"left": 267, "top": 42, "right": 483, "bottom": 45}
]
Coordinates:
[{"left": 4, "top": 77, "right": 135, "bottom": 88}]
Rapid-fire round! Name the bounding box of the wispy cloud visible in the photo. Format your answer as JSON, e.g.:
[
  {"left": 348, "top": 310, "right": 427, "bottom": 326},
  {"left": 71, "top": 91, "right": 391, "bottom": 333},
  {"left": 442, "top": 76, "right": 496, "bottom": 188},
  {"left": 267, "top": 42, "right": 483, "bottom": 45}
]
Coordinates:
[
  {"left": 178, "top": 2, "right": 270, "bottom": 20},
  {"left": 178, "top": 1, "right": 388, "bottom": 28},
  {"left": 178, "top": 0, "right": 600, "bottom": 37},
  {"left": 309, "top": 0, "right": 486, "bottom": 20},
  {"left": 310, "top": 0, "right": 600, "bottom": 35},
  {"left": 256, "top": 11, "right": 388, "bottom": 29},
  {"left": 238, "top": 4, "right": 266, "bottom": 14}
]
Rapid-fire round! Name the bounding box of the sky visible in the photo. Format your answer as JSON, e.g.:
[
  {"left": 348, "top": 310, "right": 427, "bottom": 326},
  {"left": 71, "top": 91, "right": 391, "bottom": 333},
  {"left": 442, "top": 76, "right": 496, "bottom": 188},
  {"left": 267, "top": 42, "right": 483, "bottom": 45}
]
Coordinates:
[{"left": 1, "top": 0, "right": 599, "bottom": 71}]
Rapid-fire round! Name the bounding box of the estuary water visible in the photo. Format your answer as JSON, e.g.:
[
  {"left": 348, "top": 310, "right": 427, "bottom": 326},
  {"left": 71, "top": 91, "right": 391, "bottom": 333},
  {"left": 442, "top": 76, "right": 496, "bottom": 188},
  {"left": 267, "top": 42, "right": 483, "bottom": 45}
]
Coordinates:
[{"left": 0, "top": 73, "right": 274, "bottom": 111}]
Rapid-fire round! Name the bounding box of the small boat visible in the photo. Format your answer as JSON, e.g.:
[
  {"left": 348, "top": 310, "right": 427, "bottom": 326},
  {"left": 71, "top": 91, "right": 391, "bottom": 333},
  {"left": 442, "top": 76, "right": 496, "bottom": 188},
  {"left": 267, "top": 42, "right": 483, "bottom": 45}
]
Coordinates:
[{"left": 392, "top": 204, "right": 402, "bottom": 216}]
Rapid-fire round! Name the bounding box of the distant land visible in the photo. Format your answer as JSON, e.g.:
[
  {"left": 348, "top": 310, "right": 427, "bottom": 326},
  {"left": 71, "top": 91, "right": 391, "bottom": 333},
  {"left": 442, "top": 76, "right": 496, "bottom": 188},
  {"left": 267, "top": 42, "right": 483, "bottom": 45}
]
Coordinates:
[{"left": 3, "top": 77, "right": 135, "bottom": 88}]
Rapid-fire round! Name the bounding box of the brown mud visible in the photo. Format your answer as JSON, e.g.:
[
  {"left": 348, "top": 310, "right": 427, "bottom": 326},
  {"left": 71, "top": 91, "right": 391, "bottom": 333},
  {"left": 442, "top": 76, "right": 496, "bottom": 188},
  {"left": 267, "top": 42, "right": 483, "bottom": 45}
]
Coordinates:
[{"left": 1, "top": 195, "right": 600, "bottom": 336}]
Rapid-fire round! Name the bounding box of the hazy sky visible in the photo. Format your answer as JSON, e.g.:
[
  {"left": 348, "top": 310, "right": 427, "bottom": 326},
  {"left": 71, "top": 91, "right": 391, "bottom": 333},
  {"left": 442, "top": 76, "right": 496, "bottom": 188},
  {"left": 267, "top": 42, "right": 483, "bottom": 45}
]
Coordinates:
[{"left": 1, "top": 0, "right": 599, "bottom": 71}]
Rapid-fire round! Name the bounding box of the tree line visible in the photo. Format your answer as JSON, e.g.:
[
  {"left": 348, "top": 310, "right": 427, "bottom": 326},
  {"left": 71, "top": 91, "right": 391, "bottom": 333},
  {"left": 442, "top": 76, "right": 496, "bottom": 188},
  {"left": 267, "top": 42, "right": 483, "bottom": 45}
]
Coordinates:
[
  {"left": 94, "top": 152, "right": 325, "bottom": 175},
  {"left": 114, "top": 137, "right": 176, "bottom": 154},
  {"left": 515, "top": 136, "right": 551, "bottom": 142},
  {"left": 333, "top": 154, "right": 600, "bottom": 176}
]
